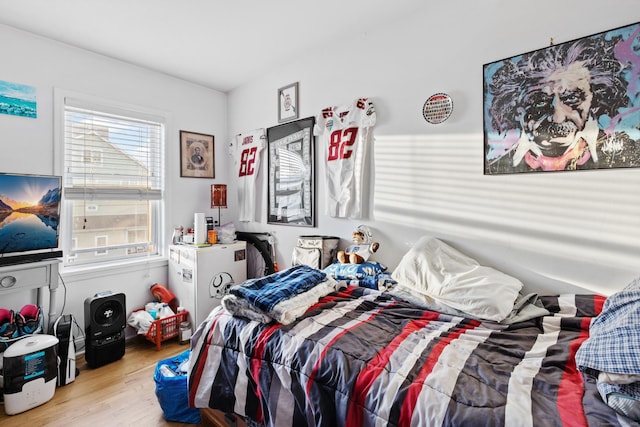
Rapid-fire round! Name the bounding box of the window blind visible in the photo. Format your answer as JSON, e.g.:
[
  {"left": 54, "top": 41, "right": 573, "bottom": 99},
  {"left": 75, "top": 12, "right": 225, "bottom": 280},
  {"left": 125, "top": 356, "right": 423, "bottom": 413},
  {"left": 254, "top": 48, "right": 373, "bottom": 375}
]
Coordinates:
[
  {"left": 61, "top": 97, "right": 165, "bottom": 266},
  {"left": 63, "top": 103, "right": 163, "bottom": 200}
]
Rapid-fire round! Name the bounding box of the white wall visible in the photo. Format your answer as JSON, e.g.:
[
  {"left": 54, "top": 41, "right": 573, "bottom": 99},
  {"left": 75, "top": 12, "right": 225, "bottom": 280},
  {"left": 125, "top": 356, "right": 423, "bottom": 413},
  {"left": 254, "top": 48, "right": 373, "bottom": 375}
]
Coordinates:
[
  {"left": 0, "top": 25, "right": 229, "bottom": 332},
  {"left": 228, "top": 1, "right": 640, "bottom": 296}
]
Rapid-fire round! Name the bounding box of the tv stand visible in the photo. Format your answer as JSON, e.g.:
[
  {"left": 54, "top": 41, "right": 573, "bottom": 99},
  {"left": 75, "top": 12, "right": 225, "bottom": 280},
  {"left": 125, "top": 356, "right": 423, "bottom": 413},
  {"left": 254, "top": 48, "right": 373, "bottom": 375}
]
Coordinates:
[{"left": 0, "top": 258, "right": 61, "bottom": 331}]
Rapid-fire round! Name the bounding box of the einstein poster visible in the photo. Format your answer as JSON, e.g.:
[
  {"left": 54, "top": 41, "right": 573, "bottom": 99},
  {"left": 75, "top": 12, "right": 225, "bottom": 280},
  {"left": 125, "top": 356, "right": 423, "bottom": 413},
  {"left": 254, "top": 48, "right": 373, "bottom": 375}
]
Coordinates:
[{"left": 483, "top": 22, "right": 640, "bottom": 174}]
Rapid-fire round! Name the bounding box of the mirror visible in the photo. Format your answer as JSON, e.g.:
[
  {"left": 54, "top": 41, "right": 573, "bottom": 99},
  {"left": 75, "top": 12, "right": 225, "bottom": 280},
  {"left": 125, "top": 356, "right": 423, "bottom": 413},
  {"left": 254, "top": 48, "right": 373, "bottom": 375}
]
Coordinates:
[{"left": 267, "top": 117, "right": 315, "bottom": 226}]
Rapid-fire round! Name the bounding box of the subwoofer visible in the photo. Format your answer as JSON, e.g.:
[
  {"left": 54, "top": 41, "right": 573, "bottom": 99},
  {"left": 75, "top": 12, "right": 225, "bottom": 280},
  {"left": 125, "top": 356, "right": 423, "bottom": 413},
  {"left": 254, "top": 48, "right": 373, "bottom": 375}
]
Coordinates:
[{"left": 84, "top": 291, "right": 126, "bottom": 368}]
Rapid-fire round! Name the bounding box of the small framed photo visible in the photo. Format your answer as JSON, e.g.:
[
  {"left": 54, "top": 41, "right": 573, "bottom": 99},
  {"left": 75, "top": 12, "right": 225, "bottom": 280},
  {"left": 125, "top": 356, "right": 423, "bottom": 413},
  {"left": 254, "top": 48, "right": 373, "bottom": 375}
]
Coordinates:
[
  {"left": 180, "top": 130, "right": 215, "bottom": 178},
  {"left": 278, "top": 82, "right": 299, "bottom": 123}
]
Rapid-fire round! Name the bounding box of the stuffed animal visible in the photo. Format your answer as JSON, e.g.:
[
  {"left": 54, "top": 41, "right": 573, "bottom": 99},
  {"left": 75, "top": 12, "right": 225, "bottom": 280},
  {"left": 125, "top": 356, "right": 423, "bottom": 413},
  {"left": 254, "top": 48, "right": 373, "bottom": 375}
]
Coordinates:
[{"left": 337, "top": 225, "right": 380, "bottom": 264}]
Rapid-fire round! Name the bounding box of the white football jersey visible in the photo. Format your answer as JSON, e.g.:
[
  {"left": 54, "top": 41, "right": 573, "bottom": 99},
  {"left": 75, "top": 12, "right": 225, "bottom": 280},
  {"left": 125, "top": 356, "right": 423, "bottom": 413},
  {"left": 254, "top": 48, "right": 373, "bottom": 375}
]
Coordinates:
[
  {"left": 229, "top": 128, "right": 266, "bottom": 222},
  {"left": 314, "top": 98, "right": 376, "bottom": 218}
]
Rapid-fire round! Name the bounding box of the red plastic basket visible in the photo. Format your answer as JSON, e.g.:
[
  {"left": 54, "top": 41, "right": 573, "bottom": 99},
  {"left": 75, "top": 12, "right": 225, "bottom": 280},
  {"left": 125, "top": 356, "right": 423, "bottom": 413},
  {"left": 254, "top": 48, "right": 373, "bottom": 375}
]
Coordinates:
[{"left": 133, "top": 308, "right": 188, "bottom": 350}]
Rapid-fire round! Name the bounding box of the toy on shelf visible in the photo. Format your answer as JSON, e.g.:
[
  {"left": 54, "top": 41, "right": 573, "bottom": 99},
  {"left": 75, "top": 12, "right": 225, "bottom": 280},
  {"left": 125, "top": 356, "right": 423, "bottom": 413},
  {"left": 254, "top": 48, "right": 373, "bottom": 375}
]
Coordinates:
[{"left": 337, "top": 225, "right": 380, "bottom": 264}]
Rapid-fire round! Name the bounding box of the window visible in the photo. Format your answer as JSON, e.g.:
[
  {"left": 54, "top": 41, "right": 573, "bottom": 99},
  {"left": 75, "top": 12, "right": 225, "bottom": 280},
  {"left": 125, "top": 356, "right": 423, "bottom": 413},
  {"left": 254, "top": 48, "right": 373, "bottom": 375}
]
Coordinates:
[
  {"left": 95, "top": 235, "right": 108, "bottom": 256},
  {"left": 59, "top": 95, "right": 164, "bottom": 267}
]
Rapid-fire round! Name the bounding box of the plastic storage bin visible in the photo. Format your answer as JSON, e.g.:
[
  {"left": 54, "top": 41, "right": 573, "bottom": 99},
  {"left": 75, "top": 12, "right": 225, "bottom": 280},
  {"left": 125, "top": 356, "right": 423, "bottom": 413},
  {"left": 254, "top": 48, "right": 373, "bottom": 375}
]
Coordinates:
[{"left": 132, "top": 308, "right": 188, "bottom": 350}]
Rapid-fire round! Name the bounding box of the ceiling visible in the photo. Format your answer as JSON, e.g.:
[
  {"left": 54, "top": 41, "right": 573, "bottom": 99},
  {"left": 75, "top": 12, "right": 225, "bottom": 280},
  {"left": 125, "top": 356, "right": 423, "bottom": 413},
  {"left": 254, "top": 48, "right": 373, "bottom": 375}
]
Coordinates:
[{"left": 0, "top": 1, "right": 426, "bottom": 93}]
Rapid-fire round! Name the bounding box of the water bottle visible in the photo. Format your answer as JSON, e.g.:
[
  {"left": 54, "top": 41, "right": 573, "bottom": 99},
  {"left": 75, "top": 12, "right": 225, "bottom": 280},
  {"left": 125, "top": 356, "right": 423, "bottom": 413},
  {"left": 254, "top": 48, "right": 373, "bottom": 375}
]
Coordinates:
[
  {"left": 172, "top": 226, "right": 184, "bottom": 245},
  {"left": 159, "top": 364, "right": 176, "bottom": 377}
]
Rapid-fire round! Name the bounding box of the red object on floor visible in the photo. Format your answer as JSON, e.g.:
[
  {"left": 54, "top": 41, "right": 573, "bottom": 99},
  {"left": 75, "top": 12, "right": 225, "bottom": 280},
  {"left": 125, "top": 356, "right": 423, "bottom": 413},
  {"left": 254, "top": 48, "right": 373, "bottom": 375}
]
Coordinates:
[{"left": 150, "top": 283, "right": 177, "bottom": 311}]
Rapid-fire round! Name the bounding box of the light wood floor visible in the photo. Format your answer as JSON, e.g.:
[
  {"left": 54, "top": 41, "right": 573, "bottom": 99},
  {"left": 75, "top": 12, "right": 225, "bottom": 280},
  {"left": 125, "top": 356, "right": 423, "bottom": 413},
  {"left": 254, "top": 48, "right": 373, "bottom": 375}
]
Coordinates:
[{"left": 1, "top": 336, "right": 202, "bottom": 427}]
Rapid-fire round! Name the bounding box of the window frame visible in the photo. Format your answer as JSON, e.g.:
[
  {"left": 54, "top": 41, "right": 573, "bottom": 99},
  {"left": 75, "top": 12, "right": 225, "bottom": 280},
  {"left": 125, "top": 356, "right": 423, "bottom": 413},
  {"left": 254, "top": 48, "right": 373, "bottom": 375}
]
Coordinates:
[{"left": 54, "top": 89, "right": 166, "bottom": 270}]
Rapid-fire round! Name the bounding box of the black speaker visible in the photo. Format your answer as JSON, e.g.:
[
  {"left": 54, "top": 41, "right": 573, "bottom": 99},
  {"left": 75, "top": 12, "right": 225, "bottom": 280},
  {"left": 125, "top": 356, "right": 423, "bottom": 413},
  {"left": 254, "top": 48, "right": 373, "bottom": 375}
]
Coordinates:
[{"left": 84, "top": 292, "right": 126, "bottom": 368}]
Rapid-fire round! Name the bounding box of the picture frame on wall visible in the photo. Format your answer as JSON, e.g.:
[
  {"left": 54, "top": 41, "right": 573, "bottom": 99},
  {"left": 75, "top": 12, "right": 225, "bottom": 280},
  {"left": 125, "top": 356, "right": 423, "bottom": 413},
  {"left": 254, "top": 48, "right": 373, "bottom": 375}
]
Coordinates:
[
  {"left": 483, "top": 21, "right": 640, "bottom": 175},
  {"left": 180, "top": 130, "right": 215, "bottom": 178},
  {"left": 0, "top": 79, "right": 37, "bottom": 119},
  {"left": 278, "top": 82, "right": 299, "bottom": 123},
  {"left": 267, "top": 116, "right": 315, "bottom": 227}
]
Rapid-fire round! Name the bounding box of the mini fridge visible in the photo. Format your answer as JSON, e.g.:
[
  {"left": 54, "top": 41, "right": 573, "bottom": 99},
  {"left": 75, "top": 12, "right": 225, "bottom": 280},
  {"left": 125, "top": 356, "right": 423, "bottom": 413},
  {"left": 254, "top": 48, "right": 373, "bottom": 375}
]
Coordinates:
[{"left": 168, "top": 241, "right": 247, "bottom": 329}]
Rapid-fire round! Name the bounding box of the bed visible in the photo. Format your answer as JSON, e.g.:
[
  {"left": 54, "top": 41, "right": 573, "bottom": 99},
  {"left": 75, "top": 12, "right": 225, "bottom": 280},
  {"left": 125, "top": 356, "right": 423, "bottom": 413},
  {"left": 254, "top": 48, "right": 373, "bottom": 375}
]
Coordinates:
[{"left": 187, "top": 237, "right": 640, "bottom": 426}]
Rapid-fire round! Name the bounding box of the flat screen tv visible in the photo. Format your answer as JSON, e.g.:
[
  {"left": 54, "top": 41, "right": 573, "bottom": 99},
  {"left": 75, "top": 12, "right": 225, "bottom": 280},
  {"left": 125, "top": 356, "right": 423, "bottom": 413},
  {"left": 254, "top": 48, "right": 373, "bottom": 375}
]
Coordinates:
[{"left": 0, "top": 173, "right": 62, "bottom": 266}]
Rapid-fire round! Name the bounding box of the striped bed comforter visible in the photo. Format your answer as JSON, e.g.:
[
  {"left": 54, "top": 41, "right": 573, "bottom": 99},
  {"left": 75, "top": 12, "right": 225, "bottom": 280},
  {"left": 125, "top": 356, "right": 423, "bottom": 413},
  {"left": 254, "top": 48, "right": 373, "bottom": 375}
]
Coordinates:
[{"left": 188, "top": 285, "right": 634, "bottom": 426}]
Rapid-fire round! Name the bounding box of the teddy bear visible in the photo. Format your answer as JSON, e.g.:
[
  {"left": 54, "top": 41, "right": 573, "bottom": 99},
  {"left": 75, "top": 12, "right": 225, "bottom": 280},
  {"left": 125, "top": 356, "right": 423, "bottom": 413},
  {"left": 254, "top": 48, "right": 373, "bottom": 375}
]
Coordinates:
[{"left": 337, "top": 225, "right": 380, "bottom": 264}]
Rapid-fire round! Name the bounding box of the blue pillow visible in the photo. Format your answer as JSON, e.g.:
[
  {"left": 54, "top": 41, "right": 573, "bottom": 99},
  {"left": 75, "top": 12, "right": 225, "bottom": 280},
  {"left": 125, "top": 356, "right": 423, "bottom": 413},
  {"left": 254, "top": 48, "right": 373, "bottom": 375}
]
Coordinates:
[{"left": 324, "top": 261, "right": 387, "bottom": 280}]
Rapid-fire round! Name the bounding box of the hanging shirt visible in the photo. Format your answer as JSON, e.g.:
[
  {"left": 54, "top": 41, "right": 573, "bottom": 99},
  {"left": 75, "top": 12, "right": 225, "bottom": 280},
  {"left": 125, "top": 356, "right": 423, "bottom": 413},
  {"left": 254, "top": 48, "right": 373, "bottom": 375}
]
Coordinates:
[
  {"left": 229, "top": 128, "right": 266, "bottom": 222},
  {"left": 314, "top": 98, "right": 376, "bottom": 218}
]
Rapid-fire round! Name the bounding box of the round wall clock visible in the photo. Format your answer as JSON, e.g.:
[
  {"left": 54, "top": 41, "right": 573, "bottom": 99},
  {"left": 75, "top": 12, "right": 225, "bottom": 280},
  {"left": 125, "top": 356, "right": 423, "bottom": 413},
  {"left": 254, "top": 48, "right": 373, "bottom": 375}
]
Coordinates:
[{"left": 422, "top": 93, "right": 453, "bottom": 124}]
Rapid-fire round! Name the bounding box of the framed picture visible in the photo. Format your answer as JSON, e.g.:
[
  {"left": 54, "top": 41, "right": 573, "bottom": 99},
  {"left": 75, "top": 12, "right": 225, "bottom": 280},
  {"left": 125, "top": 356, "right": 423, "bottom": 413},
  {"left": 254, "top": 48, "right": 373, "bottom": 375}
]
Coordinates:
[
  {"left": 483, "top": 21, "right": 640, "bottom": 174},
  {"left": 180, "top": 130, "right": 215, "bottom": 178},
  {"left": 278, "top": 82, "right": 299, "bottom": 123},
  {"left": 0, "top": 79, "right": 37, "bottom": 118},
  {"left": 267, "top": 116, "right": 315, "bottom": 226}
]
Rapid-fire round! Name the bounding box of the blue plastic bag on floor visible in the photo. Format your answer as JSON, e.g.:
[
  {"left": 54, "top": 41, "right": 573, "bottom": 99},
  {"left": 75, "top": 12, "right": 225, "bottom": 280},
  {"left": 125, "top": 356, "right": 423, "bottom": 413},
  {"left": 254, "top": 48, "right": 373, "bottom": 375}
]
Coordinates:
[{"left": 154, "top": 349, "right": 201, "bottom": 424}]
